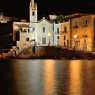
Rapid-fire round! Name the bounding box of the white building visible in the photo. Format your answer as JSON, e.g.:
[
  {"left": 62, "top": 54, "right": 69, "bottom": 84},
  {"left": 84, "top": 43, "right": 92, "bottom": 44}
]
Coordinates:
[
  {"left": 13, "top": 21, "right": 31, "bottom": 49},
  {"left": 29, "top": 0, "right": 59, "bottom": 46},
  {"left": 53, "top": 23, "right": 60, "bottom": 46},
  {"left": 15, "top": 0, "right": 60, "bottom": 48}
]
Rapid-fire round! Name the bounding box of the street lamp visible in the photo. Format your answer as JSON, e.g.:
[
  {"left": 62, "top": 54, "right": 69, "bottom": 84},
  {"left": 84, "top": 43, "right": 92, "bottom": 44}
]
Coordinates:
[
  {"left": 48, "top": 32, "right": 51, "bottom": 46},
  {"left": 73, "top": 34, "right": 78, "bottom": 39}
]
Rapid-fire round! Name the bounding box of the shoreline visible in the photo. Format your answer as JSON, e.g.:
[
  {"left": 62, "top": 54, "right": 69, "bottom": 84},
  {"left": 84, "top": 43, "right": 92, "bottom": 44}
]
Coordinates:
[{"left": 0, "top": 46, "right": 95, "bottom": 60}]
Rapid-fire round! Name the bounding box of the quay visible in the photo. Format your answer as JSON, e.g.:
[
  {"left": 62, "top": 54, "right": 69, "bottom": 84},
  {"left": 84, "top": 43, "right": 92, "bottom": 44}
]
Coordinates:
[{"left": 0, "top": 46, "right": 95, "bottom": 59}]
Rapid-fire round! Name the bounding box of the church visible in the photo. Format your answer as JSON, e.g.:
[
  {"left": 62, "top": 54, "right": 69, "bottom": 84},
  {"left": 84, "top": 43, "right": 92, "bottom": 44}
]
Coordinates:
[{"left": 15, "top": 0, "right": 59, "bottom": 49}]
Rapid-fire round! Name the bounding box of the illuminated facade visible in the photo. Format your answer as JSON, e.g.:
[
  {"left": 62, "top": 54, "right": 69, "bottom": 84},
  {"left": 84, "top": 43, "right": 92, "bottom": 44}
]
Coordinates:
[
  {"left": 30, "top": 17, "right": 54, "bottom": 46},
  {"left": 29, "top": 0, "right": 59, "bottom": 46},
  {"left": 13, "top": 21, "right": 30, "bottom": 48},
  {"left": 59, "top": 20, "right": 70, "bottom": 48},
  {"left": 71, "top": 13, "right": 95, "bottom": 51},
  {"left": 59, "top": 13, "right": 95, "bottom": 51},
  {"left": 12, "top": 0, "right": 95, "bottom": 52}
]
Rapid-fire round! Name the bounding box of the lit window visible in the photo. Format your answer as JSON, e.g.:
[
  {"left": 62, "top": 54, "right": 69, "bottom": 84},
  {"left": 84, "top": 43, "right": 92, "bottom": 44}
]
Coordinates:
[{"left": 42, "top": 37, "right": 46, "bottom": 44}]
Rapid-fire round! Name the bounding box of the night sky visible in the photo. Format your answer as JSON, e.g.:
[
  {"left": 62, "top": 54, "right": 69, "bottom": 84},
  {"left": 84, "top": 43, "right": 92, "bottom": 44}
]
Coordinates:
[{"left": 0, "top": 0, "right": 95, "bottom": 20}]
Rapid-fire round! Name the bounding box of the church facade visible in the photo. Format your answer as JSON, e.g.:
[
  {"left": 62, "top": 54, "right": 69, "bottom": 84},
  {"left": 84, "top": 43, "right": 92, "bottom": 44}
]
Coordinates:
[
  {"left": 29, "top": 0, "right": 59, "bottom": 46},
  {"left": 16, "top": 0, "right": 59, "bottom": 49}
]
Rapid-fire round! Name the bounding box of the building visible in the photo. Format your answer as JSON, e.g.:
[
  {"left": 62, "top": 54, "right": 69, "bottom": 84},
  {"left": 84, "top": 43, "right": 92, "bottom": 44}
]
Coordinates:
[
  {"left": 58, "top": 13, "right": 95, "bottom": 52},
  {"left": 29, "top": 0, "right": 59, "bottom": 46},
  {"left": 0, "top": 14, "right": 15, "bottom": 51},
  {"left": 53, "top": 23, "right": 60, "bottom": 46},
  {"left": 12, "top": 0, "right": 95, "bottom": 52},
  {"left": 70, "top": 13, "right": 95, "bottom": 51},
  {"left": 13, "top": 21, "right": 30, "bottom": 49},
  {"left": 59, "top": 19, "right": 70, "bottom": 48}
]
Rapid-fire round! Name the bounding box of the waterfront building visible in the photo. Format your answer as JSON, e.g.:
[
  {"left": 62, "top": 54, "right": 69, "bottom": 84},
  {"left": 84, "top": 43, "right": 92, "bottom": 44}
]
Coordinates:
[
  {"left": 58, "top": 13, "right": 95, "bottom": 52},
  {"left": 1, "top": 0, "right": 95, "bottom": 53},
  {"left": 59, "top": 19, "right": 70, "bottom": 48},
  {"left": 53, "top": 23, "right": 60, "bottom": 46},
  {"left": 13, "top": 21, "right": 30, "bottom": 49},
  {"left": 70, "top": 13, "right": 95, "bottom": 51},
  {"left": 0, "top": 13, "right": 14, "bottom": 51},
  {"left": 29, "top": 0, "right": 59, "bottom": 46}
]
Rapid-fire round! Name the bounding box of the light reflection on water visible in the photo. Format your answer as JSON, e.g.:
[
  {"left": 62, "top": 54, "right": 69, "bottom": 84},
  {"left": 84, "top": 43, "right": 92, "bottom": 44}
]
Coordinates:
[
  {"left": 1, "top": 60, "right": 95, "bottom": 95},
  {"left": 69, "top": 60, "right": 82, "bottom": 95}
]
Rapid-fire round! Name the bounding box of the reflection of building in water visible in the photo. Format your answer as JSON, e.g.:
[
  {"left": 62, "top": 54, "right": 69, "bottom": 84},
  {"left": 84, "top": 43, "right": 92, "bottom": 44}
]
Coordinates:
[{"left": 69, "top": 60, "right": 82, "bottom": 95}]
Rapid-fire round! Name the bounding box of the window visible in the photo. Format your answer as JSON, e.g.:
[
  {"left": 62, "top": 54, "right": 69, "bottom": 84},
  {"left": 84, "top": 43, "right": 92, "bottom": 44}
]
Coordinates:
[
  {"left": 32, "top": 27, "right": 35, "bottom": 32},
  {"left": 28, "top": 29, "right": 30, "bottom": 32},
  {"left": 64, "top": 36, "right": 66, "bottom": 40},
  {"left": 16, "top": 32, "right": 20, "bottom": 41},
  {"left": 26, "top": 37, "right": 29, "bottom": 41},
  {"left": 57, "top": 36, "right": 59, "bottom": 39},
  {"left": 73, "top": 21, "right": 79, "bottom": 28},
  {"left": 42, "top": 37, "right": 46, "bottom": 44},
  {"left": 64, "top": 26, "right": 67, "bottom": 32},
  {"left": 23, "top": 29, "right": 27, "bottom": 32},
  {"left": 57, "top": 28, "right": 59, "bottom": 34},
  {"left": 43, "top": 27, "right": 45, "bottom": 33},
  {"left": 32, "top": 12, "right": 35, "bottom": 16},
  {"left": 82, "top": 18, "right": 88, "bottom": 27}
]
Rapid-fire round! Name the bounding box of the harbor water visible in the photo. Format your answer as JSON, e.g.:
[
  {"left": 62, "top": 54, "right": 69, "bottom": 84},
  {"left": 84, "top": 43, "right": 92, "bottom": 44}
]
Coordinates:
[{"left": 0, "top": 59, "right": 95, "bottom": 95}]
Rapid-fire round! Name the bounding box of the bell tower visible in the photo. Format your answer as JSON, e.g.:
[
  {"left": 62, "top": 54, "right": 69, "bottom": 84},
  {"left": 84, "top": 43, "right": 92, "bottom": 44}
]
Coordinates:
[{"left": 29, "top": 0, "right": 38, "bottom": 22}]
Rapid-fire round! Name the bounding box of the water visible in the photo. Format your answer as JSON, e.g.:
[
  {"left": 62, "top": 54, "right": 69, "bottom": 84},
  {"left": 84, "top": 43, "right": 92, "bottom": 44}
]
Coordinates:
[{"left": 0, "top": 59, "right": 95, "bottom": 95}]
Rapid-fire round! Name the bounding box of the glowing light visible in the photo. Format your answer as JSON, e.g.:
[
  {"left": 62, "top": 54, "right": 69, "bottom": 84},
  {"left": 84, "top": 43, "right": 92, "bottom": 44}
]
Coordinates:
[
  {"left": 48, "top": 32, "right": 51, "bottom": 37},
  {"left": 14, "top": 25, "right": 19, "bottom": 31},
  {"left": 73, "top": 35, "right": 78, "bottom": 39}
]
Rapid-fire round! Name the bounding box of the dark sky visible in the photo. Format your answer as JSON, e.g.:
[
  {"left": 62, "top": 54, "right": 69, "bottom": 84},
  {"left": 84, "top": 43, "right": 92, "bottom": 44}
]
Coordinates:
[{"left": 0, "top": 0, "right": 95, "bottom": 20}]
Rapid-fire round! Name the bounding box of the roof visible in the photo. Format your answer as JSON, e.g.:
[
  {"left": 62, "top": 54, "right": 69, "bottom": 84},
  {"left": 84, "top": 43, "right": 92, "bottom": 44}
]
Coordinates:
[{"left": 38, "top": 17, "right": 52, "bottom": 24}]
